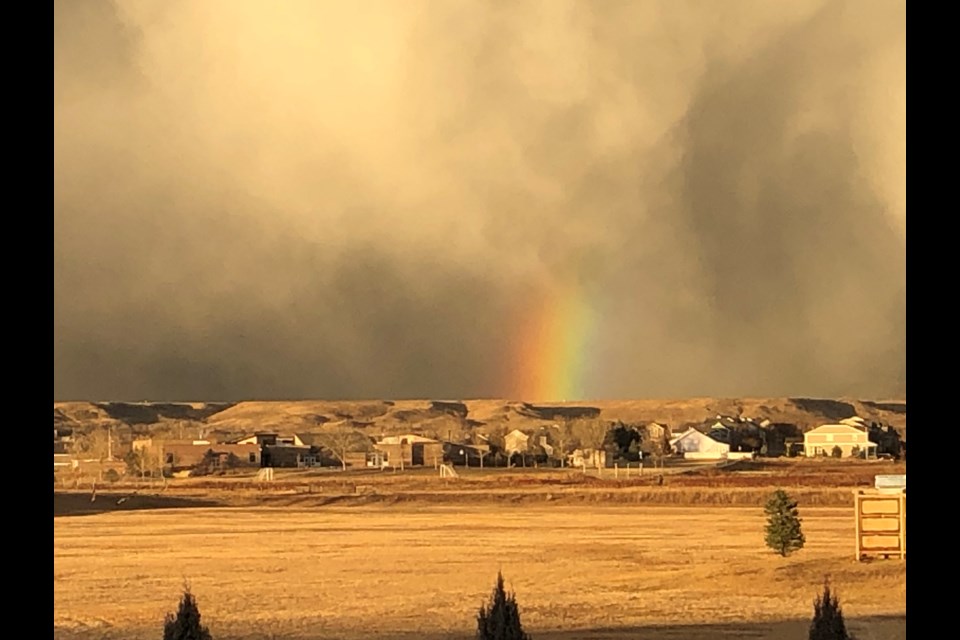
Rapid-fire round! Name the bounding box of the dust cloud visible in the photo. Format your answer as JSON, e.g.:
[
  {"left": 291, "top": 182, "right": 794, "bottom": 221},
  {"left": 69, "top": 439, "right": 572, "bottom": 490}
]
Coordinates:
[{"left": 54, "top": 0, "right": 905, "bottom": 401}]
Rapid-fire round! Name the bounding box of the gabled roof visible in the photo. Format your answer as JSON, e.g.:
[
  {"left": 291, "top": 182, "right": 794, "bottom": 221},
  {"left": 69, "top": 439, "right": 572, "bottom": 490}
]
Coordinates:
[
  {"left": 670, "top": 427, "right": 728, "bottom": 445},
  {"left": 805, "top": 424, "right": 869, "bottom": 436},
  {"left": 377, "top": 434, "right": 438, "bottom": 445},
  {"left": 839, "top": 416, "right": 867, "bottom": 427}
]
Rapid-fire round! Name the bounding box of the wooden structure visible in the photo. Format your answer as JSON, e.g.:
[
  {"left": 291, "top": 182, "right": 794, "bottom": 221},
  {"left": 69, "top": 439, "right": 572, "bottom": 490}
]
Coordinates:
[
  {"left": 854, "top": 487, "right": 906, "bottom": 561},
  {"left": 439, "top": 464, "right": 459, "bottom": 478}
]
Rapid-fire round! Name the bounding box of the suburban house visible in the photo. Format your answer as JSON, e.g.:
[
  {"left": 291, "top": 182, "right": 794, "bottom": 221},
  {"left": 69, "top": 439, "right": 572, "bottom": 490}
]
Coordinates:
[
  {"left": 132, "top": 438, "right": 261, "bottom": 472},
  {"left": 233, "top": 433, "right": 307, "bottom": 447},
  {"left": 669, "top": 428, "right": 730, "bottom": 460},
  {"left": 803, "top": 423, "right": 878, "bottom": 458},
  {"left": 569, "top": 447, "right": 607, "bottom": 469},
  {"left": 263, "top": 443, "right": 319, "bottom": 468},
  {"left": 504, "top": 429, "right": 530, "bottom": 457},
  {"left": 374, "top": 434, "right": 444, "bottom": 468},
  {"left": 364, "top": 450, "right": 387, "bottom": 468},
  {"left": 707, "top": 423, "right": 732, "bottom": 444},
  {"left": 643, "top": 422, "right": 670, "bottom": 445},
  {"left": 226, "top": 432, "right": 322, "bottom": 468}
]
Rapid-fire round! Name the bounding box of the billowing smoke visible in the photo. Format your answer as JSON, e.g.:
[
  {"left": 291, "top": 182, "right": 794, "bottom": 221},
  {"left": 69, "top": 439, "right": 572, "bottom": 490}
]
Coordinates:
[{"left": 54, "top": 0, "right": 905, "bottom": 401}]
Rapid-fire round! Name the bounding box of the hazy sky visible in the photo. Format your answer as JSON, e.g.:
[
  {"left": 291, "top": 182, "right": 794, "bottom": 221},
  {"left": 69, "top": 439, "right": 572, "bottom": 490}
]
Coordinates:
[{"left": 54, "top": 0, "right": 905, "bottom": 402}]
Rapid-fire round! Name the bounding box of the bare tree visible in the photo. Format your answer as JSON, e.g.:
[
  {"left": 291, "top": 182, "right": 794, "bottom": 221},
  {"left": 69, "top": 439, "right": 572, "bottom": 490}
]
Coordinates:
[
  {"left": 75, "top": 427, "right": 113, "bottom": 462},
  {"left": 446, "top": 414, "right": 472, "bottom": 443},
  {"left": 485, "top": 425, "right": 509, "bottom": 467},
  {"left": 475, "top": 445, "right": 492, "bottom": 468},
  {"left": 548, "top": 421, "right": 578, "bottom": 467},
  {"left": 571, "top": 418, "right": 609, "bottom": 451},
  {"left": 646, "top": 438, "right": 669, "bottom": 469},
  {"left": 316, "top": 424, "right": 371, "bottom": 470},
  {"left": 125, "top": 443, "right": 163, "bottom": 479}
]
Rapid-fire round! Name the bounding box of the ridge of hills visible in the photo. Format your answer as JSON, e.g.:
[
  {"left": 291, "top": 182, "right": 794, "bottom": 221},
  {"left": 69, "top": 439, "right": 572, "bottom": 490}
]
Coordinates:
[{"left": 53, "top": 397, "right": 906, "bottom": 442}]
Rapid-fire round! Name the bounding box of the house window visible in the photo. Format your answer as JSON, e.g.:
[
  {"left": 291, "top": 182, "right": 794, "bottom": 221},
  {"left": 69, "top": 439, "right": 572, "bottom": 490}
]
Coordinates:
[
  {"left": 165, "top": 453, "right": 174, "bottom": 464},
  {"left": 249, "top": 453, "right": 257, "bottom": 463}
]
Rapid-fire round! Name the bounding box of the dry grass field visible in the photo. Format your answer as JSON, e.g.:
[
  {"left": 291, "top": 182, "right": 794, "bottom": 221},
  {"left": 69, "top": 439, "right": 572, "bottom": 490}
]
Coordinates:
[{"left": 54, "top": 504, "right": 905, "bottom": 640}]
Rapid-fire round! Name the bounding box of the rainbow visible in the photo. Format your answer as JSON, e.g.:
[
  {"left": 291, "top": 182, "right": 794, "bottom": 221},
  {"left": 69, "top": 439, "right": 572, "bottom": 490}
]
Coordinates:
[{"left": 509, "top": 282, "right": 599, "bottom": 402}]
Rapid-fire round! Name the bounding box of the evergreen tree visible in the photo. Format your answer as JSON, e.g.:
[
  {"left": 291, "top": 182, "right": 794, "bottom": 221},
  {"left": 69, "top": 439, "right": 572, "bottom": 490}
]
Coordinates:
[
  {"left": 764, "top": 489, "right": 805, "bottom": 557},
  {"left": 477, "top": 571, "right": 531, "bottom": 640},
  {"left": 809, "top": 581, "right": 850, "bottom": 640},
  {"left": 163, "top": 584, "right": 212, "bottom": 640}
]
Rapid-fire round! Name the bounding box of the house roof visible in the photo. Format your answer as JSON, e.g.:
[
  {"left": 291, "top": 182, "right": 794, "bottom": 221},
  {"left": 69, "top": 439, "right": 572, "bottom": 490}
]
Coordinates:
[
  {"left": 670, "top": 427, "right": 729, "bottom": 447},
  {"left": 806, "top": 424, "right": 869, "bottom": 436},
  {"left": 377, "top": 434, "right": 438, "bottom": 445},
  {"left": 839, "top": 416, "right": 867, "bottom": 427}
]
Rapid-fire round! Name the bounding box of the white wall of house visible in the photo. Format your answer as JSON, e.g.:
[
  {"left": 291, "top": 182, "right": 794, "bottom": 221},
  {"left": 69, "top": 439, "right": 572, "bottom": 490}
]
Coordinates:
[
  {"left": 671, "top": 429, "right": 730, "bottom": 455},
  {"left": 684, "top": 451, "right": 727, "bottom": 460},
  {"left": 569, "top": 448, "right": 606, "bottom": 468}
]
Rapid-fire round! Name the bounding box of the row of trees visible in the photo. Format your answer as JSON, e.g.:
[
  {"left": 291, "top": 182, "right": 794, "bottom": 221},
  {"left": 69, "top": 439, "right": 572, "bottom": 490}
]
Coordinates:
[
  {"left": 477, "top": 419, "right": 670, "bottom": 468},
  {"left": 163, "top": 572, "right": 851, "bottom": 640}
]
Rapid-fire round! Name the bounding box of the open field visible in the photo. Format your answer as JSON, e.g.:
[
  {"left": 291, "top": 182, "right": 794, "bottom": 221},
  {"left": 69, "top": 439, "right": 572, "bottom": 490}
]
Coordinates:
[
  {"left": 55, "top": 458, "right": 907, "bottom": 514},
  {"left": 54, "top": 504, "right": 905, "bottom": 640}
]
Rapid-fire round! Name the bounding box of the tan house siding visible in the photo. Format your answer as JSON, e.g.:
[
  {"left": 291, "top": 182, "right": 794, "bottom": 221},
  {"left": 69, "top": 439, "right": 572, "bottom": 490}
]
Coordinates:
[
  {"left": 803, "top": 425, "right": 877, "bottom": 458},
  {"left": 374, "top": 437, "right": 443, "bottom": 467}
]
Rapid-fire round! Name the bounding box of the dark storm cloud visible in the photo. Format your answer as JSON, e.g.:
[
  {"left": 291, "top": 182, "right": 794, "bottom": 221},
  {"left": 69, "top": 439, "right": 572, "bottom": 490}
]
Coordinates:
[{"left": 53, "top": 0, "right": 905, "bottom": 401}]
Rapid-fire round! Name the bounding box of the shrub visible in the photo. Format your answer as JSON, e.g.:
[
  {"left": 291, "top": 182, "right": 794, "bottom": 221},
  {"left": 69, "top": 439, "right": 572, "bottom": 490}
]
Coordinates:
[
  {"left": 831, "top": 446, "right": 843, "bottom": 458},
  {"left": 477, "top": 571, "right": 531, "bottom": 640},
  {"left": 163, "top": 584, "right": 212, "bottom": 640},
  {"left": 764, "top": 488, "right": 805, "bottom": 557},
  {"left": 809, "top": 581, "right": 850, "bottom": 640},
  {"left": 104, "top": 468, "right": 121, "bottom": 483}
]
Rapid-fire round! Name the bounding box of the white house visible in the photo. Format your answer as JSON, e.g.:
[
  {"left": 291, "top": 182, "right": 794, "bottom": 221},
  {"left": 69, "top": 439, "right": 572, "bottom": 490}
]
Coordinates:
[
  {"left": 669, "top": 428, "right": 730, "bottom": 460},
  {"left": 569, "top": 448, "right": 607, "bottom": 469},
  {"left": 803, "top": 424, "right": 877, "bottom": 458}
]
